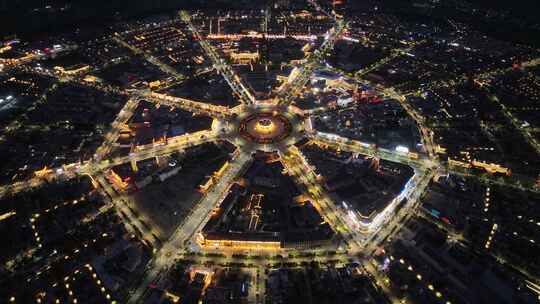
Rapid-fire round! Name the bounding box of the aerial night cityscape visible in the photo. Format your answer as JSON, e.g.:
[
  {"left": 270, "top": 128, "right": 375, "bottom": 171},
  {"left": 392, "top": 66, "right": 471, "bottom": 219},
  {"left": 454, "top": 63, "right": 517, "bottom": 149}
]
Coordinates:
[{"left": 1, "top": 0, "right": 540, "bottom": 303}]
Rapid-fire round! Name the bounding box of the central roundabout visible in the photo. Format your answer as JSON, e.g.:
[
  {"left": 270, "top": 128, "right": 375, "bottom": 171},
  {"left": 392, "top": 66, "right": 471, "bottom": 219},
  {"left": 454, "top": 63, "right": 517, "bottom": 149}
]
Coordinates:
[
  {"left": 239, "top": 112, "right": 292, "bottom": 144},
  {"left": 222, "top": 102, "right": 307, "bottom": 153}
]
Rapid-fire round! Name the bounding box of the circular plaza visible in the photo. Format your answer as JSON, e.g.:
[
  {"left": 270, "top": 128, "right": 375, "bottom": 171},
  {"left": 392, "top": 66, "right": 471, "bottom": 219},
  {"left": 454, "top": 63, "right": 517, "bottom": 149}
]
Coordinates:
[{"left": 238, "top": 112, "right": 292, "bottom": 144}]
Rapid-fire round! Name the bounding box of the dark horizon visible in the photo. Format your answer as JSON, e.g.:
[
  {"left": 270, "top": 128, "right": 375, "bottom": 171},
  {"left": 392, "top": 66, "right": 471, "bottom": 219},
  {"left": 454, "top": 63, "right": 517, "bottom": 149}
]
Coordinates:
[{"left": 1, "top": 0, "right": 540, "bottom": 39}]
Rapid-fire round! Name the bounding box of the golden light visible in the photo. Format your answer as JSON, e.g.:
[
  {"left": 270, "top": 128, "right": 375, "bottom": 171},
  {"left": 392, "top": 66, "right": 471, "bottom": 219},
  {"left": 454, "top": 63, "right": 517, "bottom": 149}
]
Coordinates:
[{"left": 254, "top": 118, "right": 276, "bottom": 134}]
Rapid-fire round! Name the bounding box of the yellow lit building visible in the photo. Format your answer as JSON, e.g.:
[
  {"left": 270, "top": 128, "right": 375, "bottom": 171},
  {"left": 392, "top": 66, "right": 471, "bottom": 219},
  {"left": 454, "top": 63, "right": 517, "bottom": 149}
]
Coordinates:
[
  {"left": 199, "top": 162, "right": 230, "bottom": 193},
  {"left": 201, "top": 236, "right": 281, "bottom": 250},
  {"left": 54, "top": 64, "right": 90, "bottom": 76},
  {"left": 108, "top": 170, "right": 130, "bottom": 191},
  {"left": 471, "top": 160, "right": 510, "bottom": 175},
  {"left": 199, "top": 177, "right": 214, "bottom": 193},
  {"left": 0, "top": 211, "right": 16, "bottom": 222},
  {"left": 34, "top": 166, "right": 53, "bottom": 179},
  {"left": 215, "top": 162, "right": 230, "bottom": 178},
  {"left": 435, "top": 145, "right": 447, "bottom": 154},
  {"left": 148, "top": 80, "right": 162, "bottom": 89},
  {"left": 0, "top": 52, "right": 36, "bottom": 66},
  {"left": 230, "top": 51, "right": 259, "bottom": 65},
  {"left": 0, "top": 45, "right": 12, "bottom": 54},
  {"left": 302, "top": 43, "right": 313, "bottom": 53},
  {"left": 448, "top": 157, "right": 510, "bottom": 175}
]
